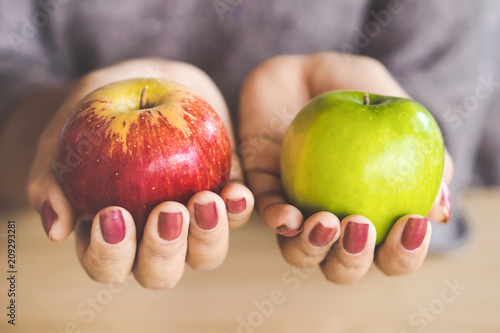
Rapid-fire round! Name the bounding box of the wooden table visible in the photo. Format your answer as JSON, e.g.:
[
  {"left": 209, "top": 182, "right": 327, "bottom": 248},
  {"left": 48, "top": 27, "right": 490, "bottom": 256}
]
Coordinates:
[{"left": 1, "top": 187, "right": 499, "bottom": 333}]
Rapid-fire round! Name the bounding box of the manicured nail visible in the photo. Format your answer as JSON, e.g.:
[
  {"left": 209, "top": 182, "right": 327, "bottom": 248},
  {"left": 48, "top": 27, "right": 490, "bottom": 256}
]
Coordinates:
[
  {"left": 158, "top": 211, "right": 183, "bottom": 241},
  {"left": 309, "top": 222, "right": 338, "bottom": 247},
  {"left": 277, "top": 224, "right": 302, "bottom": 237},
  {"left": 441, "top": 181, "right": 451, "bottom": 223},
  {"left": 343, "top": 222, "right": 369, "bottom": 254},
  {"left": 41, "top": 200, "right": 57, "bottom": 237},
  {"left": 194, "top": 202, "right": 218, "bottom": 230},
  {"left": 401, "top": 217, "right": 428, "bottom": 251},
  {"left": 226, "top": 197, "right": 247, "bottom": 214},
  {"left": 99, "top": 209, "right": 126, "bottom": 244}
]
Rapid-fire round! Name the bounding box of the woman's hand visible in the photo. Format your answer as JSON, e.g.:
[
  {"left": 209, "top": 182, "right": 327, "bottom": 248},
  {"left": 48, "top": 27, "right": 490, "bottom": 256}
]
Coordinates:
[
  {"left": 27, "top": 58, "right": 254, "bottom": 289},
  {"left": 239, "top": 52, "right": 453, "bottom": 284}
]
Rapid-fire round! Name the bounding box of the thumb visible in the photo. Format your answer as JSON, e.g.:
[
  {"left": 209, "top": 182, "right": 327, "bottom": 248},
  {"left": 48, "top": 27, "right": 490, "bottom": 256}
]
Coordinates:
[
  {"left": 27, "top": 117, "right": 77, "bottom": 241},
  {"left": 28, "top": 169, "right": 76, "bottom": 242}
]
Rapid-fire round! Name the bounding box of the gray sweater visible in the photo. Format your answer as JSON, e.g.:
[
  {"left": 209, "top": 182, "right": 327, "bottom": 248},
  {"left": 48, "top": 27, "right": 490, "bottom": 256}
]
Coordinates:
[{"left": 1, "top": 0, "right": 499, "bottom": 249}]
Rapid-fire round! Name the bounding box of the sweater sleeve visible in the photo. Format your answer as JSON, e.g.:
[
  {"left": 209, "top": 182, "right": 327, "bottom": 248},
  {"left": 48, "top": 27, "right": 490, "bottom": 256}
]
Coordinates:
[{"left": 356, "top": 0, "right": 500, "bottom": 189}]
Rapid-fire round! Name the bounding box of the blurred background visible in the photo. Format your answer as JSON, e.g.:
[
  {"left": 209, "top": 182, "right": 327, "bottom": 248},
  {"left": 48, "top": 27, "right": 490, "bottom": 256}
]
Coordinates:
[
  {"left": 1, "top": 0, "right": 500, "bottom": 332},
  {"left": 0, "top": 191, "right": 499, "bottom": 332}
]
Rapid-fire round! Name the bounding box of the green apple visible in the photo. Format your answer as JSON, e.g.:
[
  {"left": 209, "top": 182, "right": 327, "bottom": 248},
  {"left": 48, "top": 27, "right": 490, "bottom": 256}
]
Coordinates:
[{"left": 281, "top": 91, "right": 444, "bottom": 244}]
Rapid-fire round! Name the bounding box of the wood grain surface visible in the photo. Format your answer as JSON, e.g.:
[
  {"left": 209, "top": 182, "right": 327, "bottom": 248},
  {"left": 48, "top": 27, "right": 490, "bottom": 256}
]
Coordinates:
[{"left": 0, "top": 188, "right": 499, "bottom": 333}]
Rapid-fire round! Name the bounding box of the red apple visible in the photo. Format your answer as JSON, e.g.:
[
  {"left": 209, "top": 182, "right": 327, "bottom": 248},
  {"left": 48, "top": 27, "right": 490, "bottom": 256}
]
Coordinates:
[{"left": 54, "top": 78, "right": 231, "bottom": 235}]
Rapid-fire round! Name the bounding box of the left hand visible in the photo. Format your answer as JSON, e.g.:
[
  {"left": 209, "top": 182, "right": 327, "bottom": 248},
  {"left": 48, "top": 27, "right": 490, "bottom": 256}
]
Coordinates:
[{"left": 238, "top": 52, "right": 453, "bottom": 284}]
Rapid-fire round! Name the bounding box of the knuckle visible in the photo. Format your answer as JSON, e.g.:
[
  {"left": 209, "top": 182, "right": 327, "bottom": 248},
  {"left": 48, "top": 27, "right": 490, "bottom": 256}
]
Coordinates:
[
  {"left": 145, "top": 245, "right": 184, "bottom": 265},
  {"left": 323, "top": 272, "right": 359, "bottom": 285},
  {"left": 383, "top": 256, "right": 419, "bottom": 276},
  {"left": 376, "top": 247, "right": 421, "bottom": 276},
  {"left": 321, "top": 262, "right": 365, "bottom": 285},
  {"left": 134, "top": 275, "right": 179, "bottom": 290},
  {"left": 82, "top": 248, "right": 132, "bottom": 282},
  {"left": 336, "top": 252, "right": 370, "bottom": 270},
  {"left": 189, "top": 226, "right": 227, "bottom": 246},
  {"left": 279, "top": 242, "right": 322, "bottom": 269},
  {"left": 282, "top": 248, "right": 321, "bottom": 268},
  {"left": 186, "top": 246, "right": 227, "bottom": 271},
  {"left": 86, "top": 268, "right": 128, "bottom": 284},
  {"left": 189, "top": 259, "right": 222, "bottom": 271}
]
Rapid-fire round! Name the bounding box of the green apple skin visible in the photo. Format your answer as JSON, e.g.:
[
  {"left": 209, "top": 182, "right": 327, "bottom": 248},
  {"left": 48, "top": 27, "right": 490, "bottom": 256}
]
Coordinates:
[{"left": 281, "top": 91, "right": 444, "bottom": 244}]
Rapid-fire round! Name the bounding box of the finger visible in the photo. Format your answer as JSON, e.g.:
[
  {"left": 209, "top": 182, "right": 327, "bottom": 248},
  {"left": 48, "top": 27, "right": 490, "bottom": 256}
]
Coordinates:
[
  {"left": 75, "top": 206, "right": 136, "bottom": 283},
  {"left": 219, "top": 183, "right": 255, "bottom": 229},
  {"left": 228, "top": 150, "right": 245, "bottom": 184},
  {"left": 221, "top": 148, "right": 255, "bottom": 229},
  {"left": 186, "top": 191, "right": 229, "bottom": 270},
  {"left": 278, "top": 212, "right": 340, "bottom": 268},
  {"left": 375, "top": 215, "right": 431, "bottom": 276},
  {"left": 258, "top": 195, "right": 304, "bottom": 237},
  {"left": 27, "top": 171, "right": 76, "bottom": 242},
  {"left": 428, "top": 149, "right": 454, "bottom": 223},
  {"left": 428, "top": 180, "right": 451, "bottom": 223},
  {"left": 443, "top": 148, "right": 454, "bottom": 183},
  {"left": 242, "top": 139, "right": 303, "bottom": 236},
  {"left": 239, "top": 58, "right": 307, "bottom": 236},
  {"left": 26, "top": 72, "right": 98, "bottom": 242},
  {"left": 133, "top": 202, "right": 189, "bottom": 289},
  {"left": 320, "top": 215, "right": 377, "bottom": 285}
]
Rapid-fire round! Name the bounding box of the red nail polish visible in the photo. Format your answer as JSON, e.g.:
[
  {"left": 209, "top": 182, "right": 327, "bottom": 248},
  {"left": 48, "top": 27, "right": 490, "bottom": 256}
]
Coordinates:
[
  {"left": 441, "top": 181, "right": 451, "bottom": 223},
  {"left": 158, "top": 211, "right": 183, "bottom": 241},
  {"left": 401, "top": 217, "right": 428, "bottom": 251},
  {"left": 343, "top": 222, "right": 369, "bottom": 254},
  {"left": 99, "top": 209, "right": 126, "bottom": 244},
  {"left": 194, "top": 202, "right": 218, "bottom": 230},
  {"left": 309, "top": 222, "right": 338, "bottom": 247},
  {"left": 40, "top": 200, "right": 57, "bottom": 237},
  {"left": 226, "top": 197, "right": 247, "bottom": 214},
  {"left": 277, "top": 224, "right": 302, "bottom": 237}
]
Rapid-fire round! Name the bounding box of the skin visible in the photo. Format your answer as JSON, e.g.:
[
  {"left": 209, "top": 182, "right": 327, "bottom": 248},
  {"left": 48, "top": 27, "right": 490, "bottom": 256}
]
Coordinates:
[
  {"left": 25, "top": 53, "right": 454, "bottom": 287},
  {"left": 27, "top": 58, "right": 255, "bottom": 289},
  {"left": 239, "top": 52, "right": 454, "bottom": 284}
]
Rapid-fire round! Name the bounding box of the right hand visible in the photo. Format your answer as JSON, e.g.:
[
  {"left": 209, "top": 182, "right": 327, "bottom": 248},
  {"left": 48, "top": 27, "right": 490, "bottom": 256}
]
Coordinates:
[{"left": 27, "top": 58, "right": 255, "bottom": 289}]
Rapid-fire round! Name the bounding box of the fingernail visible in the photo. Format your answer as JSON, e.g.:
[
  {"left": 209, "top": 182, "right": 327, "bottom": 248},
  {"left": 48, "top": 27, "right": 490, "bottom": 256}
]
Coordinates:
[
  {"left": 99, "top": 209, "right": 126, "bottom": 244},
  {"left": 226, "top": 197, "right": 246, "bottom": 214},
  {"left": 343, "top": 222, "right": 369, "bottom": 254},
  {"left": 441, "top": 180, "right": 451, "bottom": 223},
  {"left": 41, "top": 200, "right": 57, "bottom": 238},
  {"left": 158, "top": 211, "right": 183, "bottom": 241},
  {"left": 401, "top": 217, "right": 428, "bottom": 251},
  {"left": 277, "top": 224, "right": 302, "bottom": 237},
  {"left": 309, "top": 222, "right": 338, "bottom": 247},
  {"left": 194, "top": 202, "right": 218, "bottom": 230}
]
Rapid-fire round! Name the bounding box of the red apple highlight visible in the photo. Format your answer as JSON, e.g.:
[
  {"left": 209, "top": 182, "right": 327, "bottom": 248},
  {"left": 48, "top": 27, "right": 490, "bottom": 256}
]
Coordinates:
[{"left": 55, "top": 78, "right": 231, "bottom": 235}]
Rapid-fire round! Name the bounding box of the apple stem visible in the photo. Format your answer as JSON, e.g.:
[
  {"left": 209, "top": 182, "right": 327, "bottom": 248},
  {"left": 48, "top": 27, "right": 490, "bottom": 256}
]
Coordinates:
[
  {"left": 140, "top": 86, "right": 148, "bottom": 109},
  {"left": 363, "top": 94, "right": 370, "bottom": 106}
]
